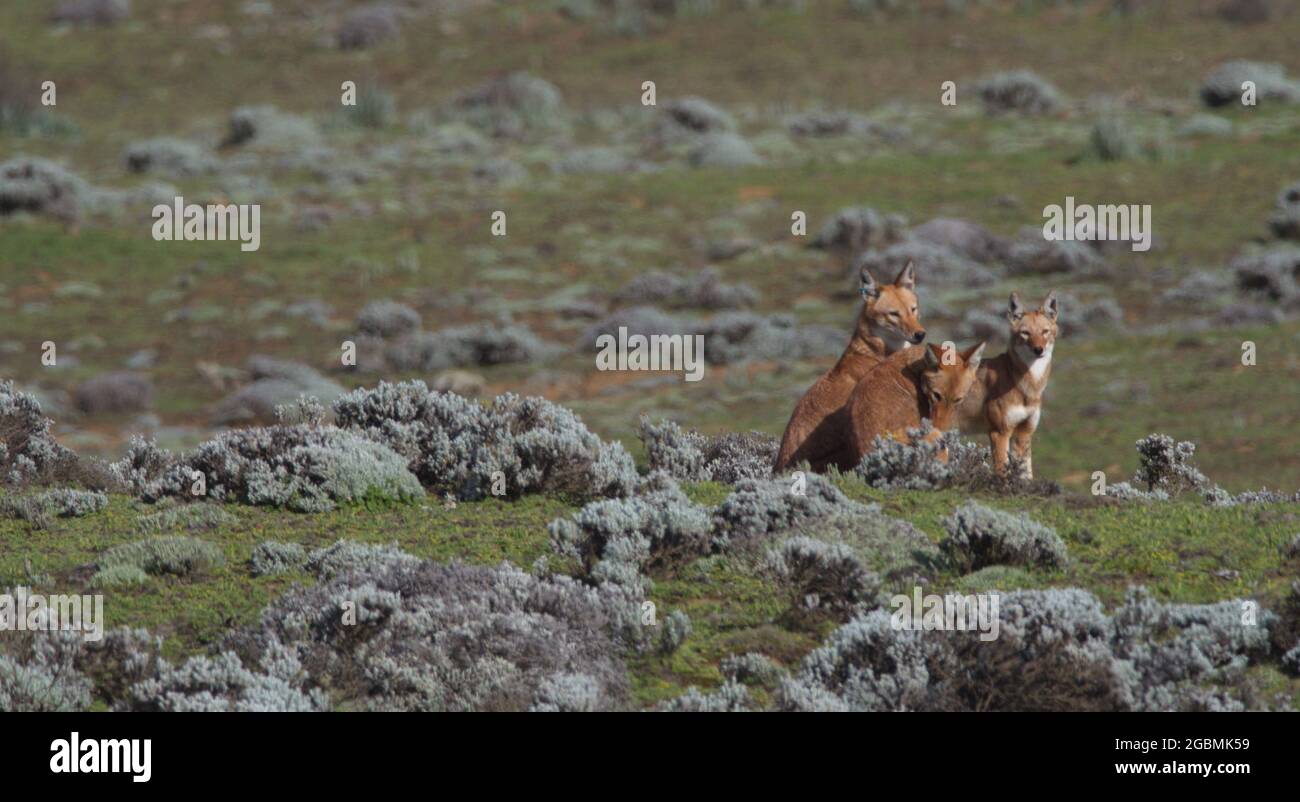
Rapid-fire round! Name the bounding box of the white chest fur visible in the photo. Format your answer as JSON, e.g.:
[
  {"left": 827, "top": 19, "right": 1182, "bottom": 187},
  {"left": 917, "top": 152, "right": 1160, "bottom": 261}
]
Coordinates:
[
  {"left": 1004, "top": 404, "right": 1040, "bottom": 429},
  {"left": 1027, "top": 354, "right": 1051, "bottom": 383}
]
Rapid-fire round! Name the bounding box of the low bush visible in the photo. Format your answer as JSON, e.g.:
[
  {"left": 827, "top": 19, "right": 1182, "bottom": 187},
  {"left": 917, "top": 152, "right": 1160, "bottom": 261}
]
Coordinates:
[
  {"left": 93, "top": 536, "right": 225, "bottom": 586},
  {"left": 1201, "top": 61, "right": 1299, "bottom": 108},
  {"left": 1269, "top": 181, "right": 1300, "bottom": 241},
  {"left": 333, "top": 382, "right": 637, "bottom": 502},
  {"left": 450, "top": 72, "right": 567, "bottom": 140},
  {"left": 2, "top": 489, "right": 106, "bottom": 528},
  {"left": 637, "top": 417, "right": 775, "bottom": 483},
  {"left": 355, "top": 300, "right": 421, "bottom": 338},
  {"left": 711, "top": 474, "right": 865, "bottom": 549},
  {"left": 212, "top": 357, "right": 343, "bottom": 425},
  {"left": 0, "top": 157, "right": 91, "bottom": 222},
  {"left": 1, "top": 381, "right": 78, "bottom": 485},
  {"left": 123, "top": 138, "right": 215, "bottom": 177},
  {"left": 776, "top": 587, "right": 1274, "bottom": 712},
  {"left": 974, "top": 70, "right": 1064, "bottom": 115},
  {"left": 614, "top": 267, "right": 757, "bottom": 310},
  {"left": 765, "top": 536, "right": 881, "bottom": 618},
  {"left": 810, "top": 206, "right": 907, "bottom": 255},
  {"left": 549, "top": 473, "right": 711, "bottom": 589},
  {"left": 383, "top": 321, "right": 539, "bottom": 371},
  {"left": 658, "top": 610, "right": 692, "bottom": 655},
  {"left": 1132, "top": 433, "right": 1210, "bottom": 494},
  {"left": 224, "top": 556, "right": 638, "bottom": 711},
  {"left": 249, "top": 541, "right": 308, "bottom": 577},
  {"left": 688, "top": 133, "right": 763, "bottom": 168},
  {"left": 940, "top": 501, "right": 1067, "bottom": 572},
  {"left": 656, "top": 680, "right": 752, "bottom": 712},
  {"left": 337, "top": 4, "right": 400, "bottom": 51},
  {"left": 73, "top": 371, "right": 154, "bottom": 415}
]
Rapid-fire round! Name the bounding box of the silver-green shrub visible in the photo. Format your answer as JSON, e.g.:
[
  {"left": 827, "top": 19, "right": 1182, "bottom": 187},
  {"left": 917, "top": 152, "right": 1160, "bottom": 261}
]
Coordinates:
[
  {"left": 529, "top": 672, "right": 603, "bottom": 712},
  {"left": 0, "top": 631, "right": 92, "bottom": 712},
  {"left": 94, "top": 536, "right": 224, "bottom": 584},
  {"left": 974, "top": 70, "right": 1064, "bottom": 115},
  {"left": 765, "top": 536, "right": 881, "bottom": 616},
  {"left": 776, "top": 587, "right": 1276, "bottom": 712},
  {"left": 355, "top": 299, "right": 421, "bottom": 339},
  {"left": 304, "top": 539, "right": 418, "bottom": 580},
  {"left": 229, "top": 557, "right": 637, "bottom": 711},
  {"left": 382, "top": 321, "right": 538, "bottom": 370},
  {"left": 126, "top": 644, "right": 326, "bottom": 712},
  {"left": 0, "top": 380, "right": 77, "bottom": 484},
  {"left": 711, "top": 474, "right": 866, "bottom": 549},
  {"left": 250, "top": 541, "right": 308, "bottom": 577},
  {"left": 334, "top": 382, "right": 637, "bottom": 502},
  {"left": 658, "top": 609, "right": 693, "bottom": 655},
  {"left": 637, "top": 416, "right": 775, "bottom": 483},
  {"left": 720, "top": 652, "right": 784, "bottom": 686},
  {"left": 137, "top": 499, "right": 239, "bottom": 532},
  {"left": 449, "top": 72, "right": 567, "bottom": 140},
  {"left": 3, "top": 489, "right": 106, "bottom": 527},
  {"left": 1269, "top": 181, "right": 1300, "bottom": 241},
  {"left": 549, "top": 473, "right": 711, "bottom": 590},
  {"left": 123, "top": 138, "right": 215, "bottom": 177},
  {"left": 656, "top": 679, "right": 752, "bottom": 712},
  {"left": 1132, "top": 433, "right": 1210, "bottom": 494},
  {"left": 614, "top": 267, "right": 757, "bottom": 310},
  {"left": 940, "top": 501, "right": 1067, "bottom": 572},
  {"left": 1201, "top": 60, "right": 1299, "bottom": 108}
]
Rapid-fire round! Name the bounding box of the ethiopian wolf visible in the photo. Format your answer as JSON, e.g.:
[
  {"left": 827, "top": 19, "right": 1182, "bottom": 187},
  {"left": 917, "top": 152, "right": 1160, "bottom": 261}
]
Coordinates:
[
  {"left": 773, "top": 262, "right": 926, "bottom": 473},
  {"left": 957, "top": 291, "right": 1059, "bottom": 478},
  {"left": 842, "top": 341, "right": 985, "bottom": 471}
]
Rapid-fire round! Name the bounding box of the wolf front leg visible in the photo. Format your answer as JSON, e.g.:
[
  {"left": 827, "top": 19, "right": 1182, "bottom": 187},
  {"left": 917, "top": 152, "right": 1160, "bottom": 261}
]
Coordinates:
[
  {"left": 1011, "top": 425, "right": 1034, "bottom": 479},
  {"left": 989, "top": 429, "right": 1011, "bottom": 474}
]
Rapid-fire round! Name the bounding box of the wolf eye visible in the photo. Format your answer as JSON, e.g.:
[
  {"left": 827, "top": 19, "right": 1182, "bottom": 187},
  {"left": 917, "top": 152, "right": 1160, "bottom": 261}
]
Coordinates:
[
  {"left": 888, "top": 311, "right": 900, "bottom": 319},
  {"left": 910, "top": 307, "right": 917, "bottom": 314}
]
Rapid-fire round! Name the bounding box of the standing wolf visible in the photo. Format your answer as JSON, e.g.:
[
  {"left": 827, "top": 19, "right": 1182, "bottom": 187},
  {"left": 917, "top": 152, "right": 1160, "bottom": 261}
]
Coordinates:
[
  {"left": 957, "top": 291, "right": 1059, "bottom": 478},
  {"left": 773, "top": 262, "right": 926, "bottom": 473}
]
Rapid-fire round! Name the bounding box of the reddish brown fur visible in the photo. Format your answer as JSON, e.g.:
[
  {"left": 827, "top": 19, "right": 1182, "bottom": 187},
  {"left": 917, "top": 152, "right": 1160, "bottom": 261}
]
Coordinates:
[
  {"left": 840, "top": 341, "right": 985, "bottom": 471},
  {"left": 773, "top": 263, "right": 926, "bottom": 473},
  {"left": 957, "top": 291, "right": 1059, "bottom": 477}
]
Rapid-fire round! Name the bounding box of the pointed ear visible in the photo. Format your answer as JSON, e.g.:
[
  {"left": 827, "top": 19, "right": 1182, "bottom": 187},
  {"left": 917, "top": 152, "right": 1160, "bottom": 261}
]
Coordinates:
[
  {"left": 924, "top": 343, "right": 942, "bottom": 369},
  {"left": 1007, "top": 291, "right": 1025, "bottom": 322},
  {"left": 961, "top": 341, "right": 986, "bottom": 370},
  {"left": 892, "top": 260, "right": 916, "bottom": 291},
  {"left": 859, "top": 264, "right": 880, "bottom": 301},
  {"left": 1042, "top": 290, "right": 1059, "bottom": 321}
]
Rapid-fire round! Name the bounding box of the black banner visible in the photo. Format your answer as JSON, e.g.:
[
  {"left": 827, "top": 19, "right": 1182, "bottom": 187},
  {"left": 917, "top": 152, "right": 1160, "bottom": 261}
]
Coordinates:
[{"left": 6, "top": 712, "right": 1288, "bottom": 789}]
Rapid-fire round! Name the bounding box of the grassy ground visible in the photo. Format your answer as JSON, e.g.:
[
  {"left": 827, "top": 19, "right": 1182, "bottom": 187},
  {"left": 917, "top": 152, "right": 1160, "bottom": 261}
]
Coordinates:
[
  {"left": 4, "top": 480, "right": 1297, "bottom": 708},
  {"left": 2, "top": 1, "right": 1300, "bottom": 709}
]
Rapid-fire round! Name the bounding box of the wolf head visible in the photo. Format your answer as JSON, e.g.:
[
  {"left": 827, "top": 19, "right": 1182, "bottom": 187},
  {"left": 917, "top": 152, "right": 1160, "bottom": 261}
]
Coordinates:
[
  {"left": 859, "top": 261, "right": 925, "bottom": 353},
  {"left": 920, "top": 341, "right": 986, "bottom": 431},
  {"left": 1007, "top": 291, "right": 1059, "bottom": 364}
]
